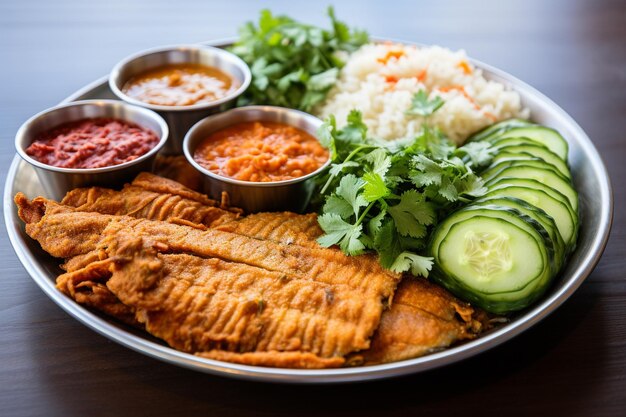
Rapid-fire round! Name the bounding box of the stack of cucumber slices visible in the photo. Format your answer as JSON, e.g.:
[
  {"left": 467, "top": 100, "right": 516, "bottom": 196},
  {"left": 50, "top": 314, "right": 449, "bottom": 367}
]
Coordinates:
[{"left": 429, "top": 119, "right": 579, "bottom": 314}]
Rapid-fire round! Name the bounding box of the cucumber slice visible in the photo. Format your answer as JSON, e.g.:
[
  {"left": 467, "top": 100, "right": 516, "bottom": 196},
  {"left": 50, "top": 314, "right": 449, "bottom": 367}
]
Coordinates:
[
  {"left": 497, "top": 127, "right": 569, "bottom": 161},
  {"left": 431, "top": 205, "right": 557, "bottom": 278},
  {"left": 429, "top": 206, "right": 554, "bottom": 313},
  {"left": 481, "top": 184, "right": 578, "bottom": 248},
  {"left": 493, "top": 143, "right": 571, "bottom": 180},
  {"left": 467, "top": 118, "right": 535, "bottom": 143},
  {"left": 438, "top": 218, "right": 548, "bottom": 291},
  {"left": 489, "top": 152, "right": 571, "bottom": 181},
  {"left": 430, "top": 264, "right": 549, "bottom": 313},
  {"left": 491, "top": 137, "right": 551, "bottom": 149},
  {"left": 472, "top": 196, "right": 566, "bottom": 269},
  {"left": 484, "top": 165, "right": 578, "bottom": 212},
  {"left": 486, "top": 177, "right": 576, "bottom": 217},
  {"left": 481, "top": 159, "right": 570, "bottom": 185}
]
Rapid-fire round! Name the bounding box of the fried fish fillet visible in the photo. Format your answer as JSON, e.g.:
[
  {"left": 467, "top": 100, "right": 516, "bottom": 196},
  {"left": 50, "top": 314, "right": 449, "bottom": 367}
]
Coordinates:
[
  {"left": 59, "top": 242, "right": 386, "bottom": 360},
  {"left": 60, "top": 173, "right": 319, "bottom": 249},
  {"left": 17, "top": 195, "right": 401, "bottom": 367},
  {"left": 16, "top": 175, "right": 488, "bottom": 368},
  {"left": 350, "top": 278, "right": 488, "bottom": 365},
  {"left": 61, "top": 173, "right": 239, "bottom": 227},
  {"left": 22, "top": 200, "right": 399, "bottom": 296}
]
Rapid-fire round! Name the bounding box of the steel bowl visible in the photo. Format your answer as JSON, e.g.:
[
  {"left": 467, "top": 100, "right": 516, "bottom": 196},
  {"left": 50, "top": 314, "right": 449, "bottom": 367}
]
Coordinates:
[
  {"left": 183, "top": 106, "right": 330, "bottom": 213},
  {"left": 109, "top": 44, "right": 251, "bottom": 154},
  {"left": 14, "top": 99, "right": 169, "bottom": 201}
]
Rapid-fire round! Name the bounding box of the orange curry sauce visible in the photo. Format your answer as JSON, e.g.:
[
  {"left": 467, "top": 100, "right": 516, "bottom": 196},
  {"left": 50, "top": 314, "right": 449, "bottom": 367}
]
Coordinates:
[
  {"left": 193, "top": 121, "right": 329, "bottom": 182},
  {"left": 122, "top": 63, "right": 235, "bottom": 106}
]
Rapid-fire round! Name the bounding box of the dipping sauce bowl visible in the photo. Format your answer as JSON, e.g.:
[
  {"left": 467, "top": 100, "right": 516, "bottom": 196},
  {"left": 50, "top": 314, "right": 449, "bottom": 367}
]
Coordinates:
[
  {"left": 183, "top": 106, "right": 330, "bottom": 213},
  {"left": 15, "top": 99, "right": 169, "bottom": 200},
  {"left": 109, "top": 44, "right": 251, "bottom": 154}
]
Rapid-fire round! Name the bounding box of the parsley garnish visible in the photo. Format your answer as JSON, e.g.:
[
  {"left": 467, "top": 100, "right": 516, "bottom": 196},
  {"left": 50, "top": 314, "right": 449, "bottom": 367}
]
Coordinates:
[
  {"left": 314, "top": 112, "right": 491, "bottom": 277},
  {"left": 230, "top": 8, "right": 368, "bottom": 112}
]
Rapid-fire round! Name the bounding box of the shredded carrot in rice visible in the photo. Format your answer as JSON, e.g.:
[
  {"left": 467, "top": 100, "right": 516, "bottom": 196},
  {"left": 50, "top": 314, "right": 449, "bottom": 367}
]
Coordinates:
[
  {"left": 377, "top": 50, "right": 405, "bottom": 65},
  {"left": 385, "top": 75, "right": 399, "bottom": 84},
  {"left": 416, "top": 67, "right": 428, "bottom": 82},
  {"left": 457, "top": 60, "right": 473, "bottom": 75},
  {"left": 483, "top": 111, "right": 498, "bottom": 121},
  {"left": 439, "top": 85, "right": 481, "bottom": 110}
]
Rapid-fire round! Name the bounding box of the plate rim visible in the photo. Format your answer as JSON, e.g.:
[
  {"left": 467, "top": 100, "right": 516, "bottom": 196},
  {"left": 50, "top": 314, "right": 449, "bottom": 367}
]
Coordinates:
[{"left": 3, "top": 37, "right": 614, "bottom": 383}]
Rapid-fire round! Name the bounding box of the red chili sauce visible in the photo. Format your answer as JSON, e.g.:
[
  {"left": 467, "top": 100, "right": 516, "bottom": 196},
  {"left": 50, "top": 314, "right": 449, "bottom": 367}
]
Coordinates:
[{"left": 25, "top": 118, "right": 159, "bottom": 169}]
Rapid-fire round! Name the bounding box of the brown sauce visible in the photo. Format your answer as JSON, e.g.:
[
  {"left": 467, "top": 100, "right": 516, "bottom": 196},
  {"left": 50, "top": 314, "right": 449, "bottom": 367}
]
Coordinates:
[{"left": 122, "top": 63, "right": 236, "bottom": 106}]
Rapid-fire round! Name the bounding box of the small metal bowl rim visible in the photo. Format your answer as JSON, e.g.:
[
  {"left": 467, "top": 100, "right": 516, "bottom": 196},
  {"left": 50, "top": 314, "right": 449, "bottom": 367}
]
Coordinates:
[
  {"left": 109, "top": 44, "right": 252, "bottom": 113},
  {"left": 182, "top": 105, "right": 331, "bottom": 188},
  {"left": 14, "top": 99, "right": 170, "bottom": 174}
]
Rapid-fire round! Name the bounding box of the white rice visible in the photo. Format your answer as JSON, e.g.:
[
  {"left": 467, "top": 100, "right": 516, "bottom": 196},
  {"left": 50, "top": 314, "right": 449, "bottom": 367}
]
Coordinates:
[{"left": 317, "top": 43, "right": 529, "bottom": 144}]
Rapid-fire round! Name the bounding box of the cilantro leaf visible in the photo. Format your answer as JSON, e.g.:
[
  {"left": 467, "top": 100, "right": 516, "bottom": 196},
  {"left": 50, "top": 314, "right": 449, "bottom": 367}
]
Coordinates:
[
  {"left": 323, "top": 195, "right": 354, "bottom": 219},
  {"left": 388, "top": 190, "right": 435, "bottom": 237},
  {"left": 372, "top": 218, "right": 394, "bottom": 248},
  {"left": 405, "top": 90, "right": 445, "bottom": 117},
  {"left": 300, "top": 90, "right": 329, "bottom": 112},
  {"left": 329, "top": 161, "right": 359, "bottom": 176},
  {"left": 373, "top": 219, "right": 404, "bottom": 268},
  {"left": 367, "top": 209, "right": 387, "bottom": 236},
  {"left": 308, "top": 68, "right": 339, "bottom": 91},
  {"left": 314, "top": 112, "right": 488, "bottom": 279},
  {"left": 337, "top": 110, "right": 368, "bottom": 145},
  {"left": 390, "top": 252, "right": 434, "bottom": 276},
  {"left": 328, "top": 6, "right": 369, "bottom": 51},
  {"left": 410, "top": 155, "right": 443, "bottom": 187},
  {"left": 362, "top": 172, "right": 390, "bottom": 202},
  {"left": 401, "top": 126, "right": 455, "bottom": 161},
  {"left": 335, "top": 174, "right": 367, "bottom": 217},
  {"left": 231, "top": 9, "right": 368, "bottom": 111},
  {"left": 455, "top": 141, "right": 495, "bottom": 167},
  {"left": 438, "top": 176, "right": 459, "bottom": 201},
  {"left": 363, "top": 148, "right": 391, "bottom": 178},
  {"left": 317, "top": 213, "right": 365, "bottom": 255},
  {"left": 456, "top": 173, "right": 488, "bottom": 198},
  {"left": 317, "top": 116, "right": 337, "bottom": 159},
  {"left": 277, "top": 69, "right": 305, "bottom": 92}
]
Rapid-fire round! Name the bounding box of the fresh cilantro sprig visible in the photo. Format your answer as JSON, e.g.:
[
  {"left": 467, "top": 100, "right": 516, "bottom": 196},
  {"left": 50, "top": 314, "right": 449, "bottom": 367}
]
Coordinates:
[
  {"left": 231, "top": 7, "right": 368, "bottom": 112},
  {"left": 314, "top": 111, "right": 490, "bottom": 277},
  {"left": 406, "top": 89, "right": 445, "bottom": 117}
]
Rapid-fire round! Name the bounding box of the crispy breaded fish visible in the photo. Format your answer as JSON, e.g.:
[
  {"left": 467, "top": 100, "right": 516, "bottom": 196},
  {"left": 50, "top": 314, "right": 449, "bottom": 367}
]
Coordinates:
[
  {"left": 61, "top": 173, "right": 240, "bottom": 227},
  {"left": 17, "top": 194, "right": 400, "bottom": 367},
  {"left": 350, "top": 278, "right": 488, "bottom": 365},
  {"left": 15, "top": 174, "right": 488, "bottom": 368},
  {"left": 61, "top": 173, "right": 321, "bottom": 248}
]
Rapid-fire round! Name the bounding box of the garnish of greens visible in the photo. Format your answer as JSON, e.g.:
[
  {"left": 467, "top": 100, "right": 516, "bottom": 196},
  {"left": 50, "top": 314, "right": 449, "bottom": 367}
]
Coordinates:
[
  {"left": 405, "top": 90, "right": 445, "bottom": 116},
  {"left": 230, "top": 7, "right": 368, "bottom": 112},
  {"left": 314, "top": 107, "right": 495, "bottom": 277}
]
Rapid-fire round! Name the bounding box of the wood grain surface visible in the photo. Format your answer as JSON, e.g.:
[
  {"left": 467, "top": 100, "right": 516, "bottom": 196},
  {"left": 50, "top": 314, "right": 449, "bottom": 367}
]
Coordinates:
[{"left": 1, "top": 0, "right": 624, "bottom": 416}]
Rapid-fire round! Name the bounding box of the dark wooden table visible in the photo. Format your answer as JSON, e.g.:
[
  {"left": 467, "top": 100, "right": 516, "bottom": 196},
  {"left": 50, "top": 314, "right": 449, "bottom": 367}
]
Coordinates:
[{"left": 1, "top": 0, "right": 624, "bottom": 415}]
